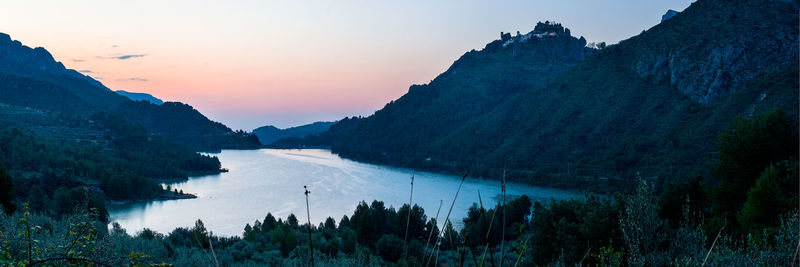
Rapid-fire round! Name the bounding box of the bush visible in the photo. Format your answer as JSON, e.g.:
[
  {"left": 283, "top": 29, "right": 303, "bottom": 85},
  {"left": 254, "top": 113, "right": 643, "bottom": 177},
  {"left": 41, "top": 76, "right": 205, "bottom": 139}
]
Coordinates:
[{"left": 376, "top": 234, "right": 403, "bottom": 262}]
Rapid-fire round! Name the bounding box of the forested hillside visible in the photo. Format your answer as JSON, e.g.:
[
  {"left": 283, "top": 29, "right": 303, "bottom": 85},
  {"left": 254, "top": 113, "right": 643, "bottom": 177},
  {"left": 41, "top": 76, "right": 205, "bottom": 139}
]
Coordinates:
[
  {"left": 284, "top": 0, "right": 799, "bottom": 191},
  {"left": 0, "top": 32, "right": 255, "bottom": 216},
  {"left": 0, "top": 104, "right": 221, "bottom": 219},
  {"left": 254, "top": 121, "right": 335, "bottom": 145},
  {"left": 0, "top": 33, "right": 261, "bottom": 151}
]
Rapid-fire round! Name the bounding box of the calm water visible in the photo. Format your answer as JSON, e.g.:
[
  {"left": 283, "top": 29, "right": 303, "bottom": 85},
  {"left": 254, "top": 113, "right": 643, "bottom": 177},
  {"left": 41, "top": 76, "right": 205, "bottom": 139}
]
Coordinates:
[{"left": 108, "top": 149, "right": 581, "bottom": 237}]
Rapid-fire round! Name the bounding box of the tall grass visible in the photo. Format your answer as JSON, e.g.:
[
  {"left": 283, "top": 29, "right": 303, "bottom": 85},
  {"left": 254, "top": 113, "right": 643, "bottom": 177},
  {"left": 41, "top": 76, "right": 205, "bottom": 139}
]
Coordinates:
[
  {"left": 425, "top": 171, "right": 468, "bottom": 266},
  {"left": 500, "top": 170, "right": 507, "bottom": 266},
  {"left": 422, "top": 199, "right": 443, "bottom": 263},
  {"left": 304, "top": 185, "right": 314, "bottom": 267},
  {"left": 403, "top": 174, "right": 415, "bottom": 263}
]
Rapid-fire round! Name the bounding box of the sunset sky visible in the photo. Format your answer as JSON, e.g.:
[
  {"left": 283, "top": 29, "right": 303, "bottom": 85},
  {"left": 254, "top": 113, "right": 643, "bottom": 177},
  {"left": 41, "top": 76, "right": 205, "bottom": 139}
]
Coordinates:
[{"left": 1, "top": 1, "right": 693, "bottom": 130}]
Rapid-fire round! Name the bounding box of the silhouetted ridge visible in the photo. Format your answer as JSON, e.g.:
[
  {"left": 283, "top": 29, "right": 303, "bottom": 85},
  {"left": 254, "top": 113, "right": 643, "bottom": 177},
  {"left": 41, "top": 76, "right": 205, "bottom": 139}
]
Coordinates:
[{"left": 0, "top": 32, "right": 261, "bottom": 150}]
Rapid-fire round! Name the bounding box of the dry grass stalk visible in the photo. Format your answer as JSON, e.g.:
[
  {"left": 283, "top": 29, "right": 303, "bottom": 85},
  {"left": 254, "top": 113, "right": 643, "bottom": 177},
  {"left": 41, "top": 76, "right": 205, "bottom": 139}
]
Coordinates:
[
  {"left": 304, "top": 185, "right": 314, "bottom": 267},
  {"left": 500, "top": 170, "right": 507, "bottom": 267},
  {"left": 425, "top": 171, "right": 469, "bottom": 266},
  {"left": 422, "top": 199, "right": 443, "bottom": 263},
  {"left": 403, "top": 174, "right": 415, "bottom": 263},
  {"left": 702, "top": 225, "right": 725, "bottom": 266}
]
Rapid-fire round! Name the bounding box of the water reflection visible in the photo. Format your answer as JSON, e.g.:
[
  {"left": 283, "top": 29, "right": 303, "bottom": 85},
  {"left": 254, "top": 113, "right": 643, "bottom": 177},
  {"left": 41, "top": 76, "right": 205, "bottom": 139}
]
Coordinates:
[{"left": 108, "top": 149, "right": 581, "bottom": 237}]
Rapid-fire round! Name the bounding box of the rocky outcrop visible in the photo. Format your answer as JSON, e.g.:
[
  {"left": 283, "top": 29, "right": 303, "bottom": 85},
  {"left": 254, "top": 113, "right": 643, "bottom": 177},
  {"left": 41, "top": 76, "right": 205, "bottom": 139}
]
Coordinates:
[
  {"left": 661, "top": 10, "right": 679, "bottom": 22},
  {"left": 632, "top": 0, "right": 798, "bottom": 104},
  {"left": 485, "top": 21, "right": 593, "bottom": 63}
]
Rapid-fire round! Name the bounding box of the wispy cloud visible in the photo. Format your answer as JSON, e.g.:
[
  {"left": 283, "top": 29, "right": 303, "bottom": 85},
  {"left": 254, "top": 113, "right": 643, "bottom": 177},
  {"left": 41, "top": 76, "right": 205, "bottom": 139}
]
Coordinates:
[
  {"left": 115, "top": 77, "right": 148, "bottom": 82},
  {"left": 71, "top": 58, "right": 84, "bottom": 62},
  {"left": 115, "top": 54, "right": 146, "bottom": 60},
  {"left": 93, "top": 76, "right": 104, "bottom": 80},
  {"left": 78, "top": 70, "right": 93, "bottom": 73},
  {"left": 97, "top": 54, "right": 147, "bottom": 60}
]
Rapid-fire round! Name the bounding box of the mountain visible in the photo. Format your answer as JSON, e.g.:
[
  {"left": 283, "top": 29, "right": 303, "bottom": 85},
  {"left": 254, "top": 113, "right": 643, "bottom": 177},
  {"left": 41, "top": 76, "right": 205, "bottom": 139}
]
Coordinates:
[
  {"left": 0, "top": 32, "right": 261, "bottom": 215},
  {"left": 279, "top": 0, "right": 798, "bottom": 190},
  {"left": 116, "top": 90, "right": 164, "bottom": 105},
  {"left": 0, "top": 33, "right": 128, "bottom": 112},
  {"left": 0, "top": 33, "right": 261, "bottom": 151},
  {"left": 253, "top": 121, "right": 335, "bottom": 145}
]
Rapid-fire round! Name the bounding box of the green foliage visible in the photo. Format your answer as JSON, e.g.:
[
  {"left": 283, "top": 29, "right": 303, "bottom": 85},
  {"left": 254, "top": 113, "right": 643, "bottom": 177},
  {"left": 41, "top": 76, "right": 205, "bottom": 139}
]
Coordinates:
[
  {"left": 658, "top": 176, "right": 710, "bottom": 228},
  {"left": 0, "top": 163, "right": 15, "bottom": 215},
  {"left": 115, "top": 101, "right": 261, "bottom": 151},
  {"left": 530, "top": 195, "right": 621, "bottom": 265},
  {"left": 375, "top": 234, "right": 403, "bottom": 262},
  {"left": 620, "top": 178, "right": 667, "bottom": 266},
  {"left": 438, "top": 220, "right": 460, "bottom": 251},
  {"left": 712, "top": 109, "right": 798, "bottom": 229},
  {"left": 737, "top": 161, "right": 798, "bottom": 235},
  {"left": 0, "top": 186, "right": 796, "bottom": 267},
  {"left": 0, "top": 112, "right": 225, "bottom": 217},
  {"left": 461, "top": 195, "right": 532, "bottom": 249},
  {"left": 0, "top": 204, "right": 124, "bottom": 266}
]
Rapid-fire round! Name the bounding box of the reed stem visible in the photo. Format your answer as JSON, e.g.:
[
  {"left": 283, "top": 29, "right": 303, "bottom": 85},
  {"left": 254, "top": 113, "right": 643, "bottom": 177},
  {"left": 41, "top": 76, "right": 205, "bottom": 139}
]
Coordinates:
[
  {"left": 426, "top": 171, "right": 469, "bottom": 266},
  {"left": 403, "top": 174, "right": 415, "bottom": 264},
  {"left": 304, "top": 185, "right": 314, "bottom": 267},
  {"left": 500, "top": 170, "right": 506, "bottom": 267},
  {"left": 422, "top": 200, "right": 443, "bottom": 263}
]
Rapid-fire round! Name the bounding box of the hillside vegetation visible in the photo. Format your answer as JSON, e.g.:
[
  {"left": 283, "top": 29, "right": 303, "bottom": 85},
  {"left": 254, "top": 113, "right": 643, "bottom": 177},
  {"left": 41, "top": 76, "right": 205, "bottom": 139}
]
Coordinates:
[
  {"left": 0, "top": 33, "right": 261, "bottom": 151},
  {"left": 254, "top": 121, "right": 335, "bottom": 145},
  {"left": 281, "top": 0, "right": 799, "bottom": 192}
]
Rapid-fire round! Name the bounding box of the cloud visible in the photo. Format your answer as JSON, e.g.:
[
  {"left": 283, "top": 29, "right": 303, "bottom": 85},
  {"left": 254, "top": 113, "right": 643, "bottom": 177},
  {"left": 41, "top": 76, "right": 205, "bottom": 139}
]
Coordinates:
[
  {"left": 114, "top": 54, "right": 146, "bottom": 60},
  {"left": 93, "top": 76, "right": 104, "bottom": 80},
  {"left": 78, "top": 70, "right": 92, "bottom": 73},
  {"left": 111, "top": 44, "right": 118, "bottom": 48},
  {"left": 96, "top": 54, "right": 147, "bottom": 60},
  {"left": 115, "top": 77, "right": 148, "bottom": 82},
  {"left": 71, "top": 58, "right": 84, "bottom": 62}
]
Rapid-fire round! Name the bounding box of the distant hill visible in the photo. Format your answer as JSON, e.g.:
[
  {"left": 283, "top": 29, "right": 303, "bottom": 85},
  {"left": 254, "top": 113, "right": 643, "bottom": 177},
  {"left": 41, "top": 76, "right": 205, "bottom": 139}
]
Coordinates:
[
  {"left": 116, "top": 101, "right": 261, "bottom": 150},
  {"left": 253, "top": 121, "right": 334, "bottom": 145},
  {"left": 280, "top": 0, "right": 799, "bottom": 190},
  {"left": 116, "top": 90, "right": 164, "bottom": 105},
  {"left": 0, "top": 33, "right": 261, "bottom": 151}
]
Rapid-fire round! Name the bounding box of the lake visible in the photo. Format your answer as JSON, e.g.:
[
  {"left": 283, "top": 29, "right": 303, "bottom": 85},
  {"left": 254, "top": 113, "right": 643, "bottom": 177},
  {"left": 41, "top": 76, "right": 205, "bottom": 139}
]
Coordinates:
[{"left": 108, "top": 149, "right": 582, "bottom": 237}]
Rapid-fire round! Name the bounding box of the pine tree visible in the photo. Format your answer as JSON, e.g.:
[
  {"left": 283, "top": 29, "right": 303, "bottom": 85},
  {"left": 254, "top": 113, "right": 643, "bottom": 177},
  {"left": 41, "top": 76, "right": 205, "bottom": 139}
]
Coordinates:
[{"left": 0, "top": 162, "right": 16, "bottom": 215}]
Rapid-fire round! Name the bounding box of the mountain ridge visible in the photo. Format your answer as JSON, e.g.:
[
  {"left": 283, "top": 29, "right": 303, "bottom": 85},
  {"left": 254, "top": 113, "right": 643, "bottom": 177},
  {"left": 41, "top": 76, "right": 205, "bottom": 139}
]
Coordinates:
[
  {"left": 116, "top": 90, "right": 164, "bottom": 105},
  {"left": 0, "top": 33, "right": 261, "bottom": 151},
  {"left": 277, "top": 0, "right": 799, "bottom": 190},
  {"left": 253, "top": 121, "right": 335, "bottom": 146}
]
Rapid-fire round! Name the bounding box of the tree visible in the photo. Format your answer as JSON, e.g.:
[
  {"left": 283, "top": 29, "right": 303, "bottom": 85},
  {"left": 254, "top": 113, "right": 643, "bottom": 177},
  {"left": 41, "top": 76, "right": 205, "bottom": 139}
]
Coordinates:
[
  {"left": 376, "top": 234, "right": 403, "bottom": 262},
  {"left": 712, "top": 109, "right": 797, "bottom": 228},
  {"left": 0, "top": 162, "right": 15, "bottom": 215},
  {"left": 439, "top": 221, "right": 461, "bottom": 251},
  {"left": 738, "top": 161, "right": 798, "bottom": 235},
  {"left": 398, "top": 204, "right": 427, "bottom": 241},
  {"left": 191, "top": 219, "right": 209, "bottom": 248},
  {"left": 339, "top": 215, "right": 351, "bottom": 231},
  {"left": 53, "top": 186, "right": 74, "bottom": 215},
  {"left": 342, "top": 228, "right": 357, "bottom": 255},
  {"left": 27, "top": 185, "right": 47, "bottom": 212},
  {"left": 620, "top": 178, "right": 665, "bottom": 266},
  {"left": 263, "top": 213, "right": 277, "bottom": 232}
]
